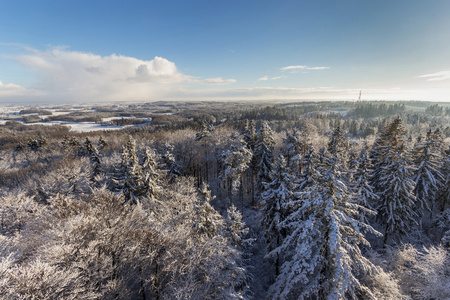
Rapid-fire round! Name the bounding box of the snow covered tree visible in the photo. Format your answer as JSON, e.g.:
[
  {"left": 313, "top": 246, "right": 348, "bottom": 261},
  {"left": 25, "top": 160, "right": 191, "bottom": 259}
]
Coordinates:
[
  {"left": 437, "top": 147, "right": 450, "bottom": 211},
  {"left": 261, "top": 155, "right": 297, "bottom": 276},
  {"left": 327, "top": 125, "right": 348, "bottom": 159},
  {"left": 241, "top": 120, "right": 258, "bottom": 204},
  {"left": 85, "top": 137, "right": 101, "bottom": 182},
  {"left": 280, "top": 130, "right": 309, "bottom": 176},
  {"left": 193, "top": 183, "right": 223, "bottom": 238},
  {"left": 195, "top": 122, "right": 213, "bottom": 184},
  {"left": 413, "top": 128, "right": 444, "bottom": 213},
  {"left": 350, "top": 148, "right": 379, "bottom": 222},
  {"left": 370, "top": 117, "right": 408, "bottom": 192},
  {"left": 297, "top": 147, "right": 319, "bottom": 192},
  {"left": 98, "top": 135, "right": 107, "bottom": 150},
  {"left": 220, "top": 136, "right": 252, "bottom": 209},
  {"left": 376, "top": 118, "right": 417, "bottom": 244},
  {"left": 161, "top": 143, "right": 182, "bottom": 182},
  {"left": 224, "top": 204, "right": 250, "bottom": 249},
  {"left": 254, "top": 121, "right": 275, "bottom": 205},
  {"left": 268, "top": 152, "right": 380, "bottom": 299},
  {"left": 113, "top": 137, "right": 143, "bottom": 203},
  {"left": 241, "top": 119, "right": 257, "bottom": 153},
  {"left": 140, "top": 148, "right": 160, "bottom": 202}
]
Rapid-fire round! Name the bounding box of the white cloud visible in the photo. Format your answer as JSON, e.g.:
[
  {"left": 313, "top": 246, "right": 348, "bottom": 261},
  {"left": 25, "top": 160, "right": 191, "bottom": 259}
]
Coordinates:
[
  {"left": 193, "top": 77, "right": 236, "bottom": 85},
  {"left": 0, "top": 80, "right": 26, "bottom": 96},
  {"left": 306, "top": 66, "right": 330, "bottom": 70},
  {"left": 258, "top": 75, "right": 285, "bottom": 81},
  {"left": 281, "top": 65, "right": 307, "bottom": 71},
  {"left": 7, "top": 47, "right": 235, "bottom": 102},
  {"left": 419, "top": 70, "right": 450, "bottom": 81},
  {"left": 281, "top": 65, "right": 329, "bottom": 71}
]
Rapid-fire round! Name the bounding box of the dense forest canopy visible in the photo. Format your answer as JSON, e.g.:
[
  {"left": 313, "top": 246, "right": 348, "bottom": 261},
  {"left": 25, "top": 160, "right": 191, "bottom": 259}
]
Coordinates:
[{"left": 0, "top": 100, "right": 449, "bottom": 299}]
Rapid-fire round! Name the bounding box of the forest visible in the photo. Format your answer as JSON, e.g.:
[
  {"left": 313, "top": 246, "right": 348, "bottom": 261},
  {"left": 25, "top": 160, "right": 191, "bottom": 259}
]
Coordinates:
[{"left": 0, "top": 100, "right": 449, "bottom": 299}]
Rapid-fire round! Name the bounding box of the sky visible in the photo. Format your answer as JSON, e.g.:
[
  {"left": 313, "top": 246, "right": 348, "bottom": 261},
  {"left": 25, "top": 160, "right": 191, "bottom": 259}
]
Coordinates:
[{"left": 0, "top": 0, "right": 450, "bottom": 104}]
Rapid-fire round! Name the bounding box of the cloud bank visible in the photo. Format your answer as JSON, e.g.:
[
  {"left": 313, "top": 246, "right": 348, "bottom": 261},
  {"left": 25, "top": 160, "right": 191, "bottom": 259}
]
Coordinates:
[{"left": 1, "top": 47, "right": 236, "bottom": 103}]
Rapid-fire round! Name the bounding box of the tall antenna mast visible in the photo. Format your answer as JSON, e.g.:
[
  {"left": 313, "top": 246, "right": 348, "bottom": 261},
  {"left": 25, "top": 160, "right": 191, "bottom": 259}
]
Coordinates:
[{"left": 358, "top": 90, "right": 362, "bottom": 102}]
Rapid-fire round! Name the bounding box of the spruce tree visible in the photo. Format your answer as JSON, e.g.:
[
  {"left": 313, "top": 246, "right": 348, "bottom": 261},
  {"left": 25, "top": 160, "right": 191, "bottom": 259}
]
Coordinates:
[
  {"left": 140, "top": 148, "right": 160, "bottom": 202},
  {"left": 254, "top": 121, "right": 275, "bottom": 205},
  {"left": 268, "top": 152, "right": 380, "bottom": 299},
  {"left": 350, "top": 148, "right": 379, "bottom": 222},
  {"left": 221, "top": 136, "right": 252, "bottom": 211},
  {"left": 374, "top": 117, "right": 418, "bottom": 244},
  {"left": 193, "top": 183, "right": 223, "bottom": 238},
  {"left": 297, "top": 147, "right": 319, "bottom": 192},
  {"left": 413, "top": 128, "right": 444, "bottom": 213},
  {"left": 161, "top": 143, "right": 182, "bottom": 182},
  {"left": 437, "top": 147, "right": 450, "bottom": 211},
  {"left": 261, "top": 155, "right": 296, "bottom": 276},
  {"left": 280, "top": 130, "right": 309, "bottom": 176},
  {"left": 114, "top": 137, "right": 142, "bottom": 204}
]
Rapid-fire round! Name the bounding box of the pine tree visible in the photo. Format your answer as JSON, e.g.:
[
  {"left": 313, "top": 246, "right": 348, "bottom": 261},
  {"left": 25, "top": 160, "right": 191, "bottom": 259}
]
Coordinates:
[
  {"left": 254, "top": 121, "right": 275, "bottom": 206},
  {"left": 297, "top": 148, "right": 319, "bottom": 192},
  {"left": 193, "top": 183, "right": 223, "bottom": 238},
  {"left": 375, "top": 118, "right": 417, "bottom": 244},
  {"left": 84, "top": 138, "right": 101, "bottom": 182},
  {"left": 280, "top": 130, "right": 309, "bottom": 176},
  {"left": 224, "top": 204, "right": 249, "bottom": 249},
  {"left": 268, "top": 152, "right": 380, "bottom": 299},
  {"left": 242, "top": 120, "right": 258, "bottom": 205},
  {"left": 161, "top": 143, "right": 182, "bottom": 182},
  {"left": 350, "top": 149, "right": 379, "bottom": 222},
  {"left": 327, "top": 125, "right": 348, "bottom": 159},
  {"left": 114, "top": 137, "right": 142, "bottom": 204},
  {"left": 195, "top": 122, "right": 213, "bottom": 184},
  {"left": 413, "top": 128, "right": 444, "bottom": 213},
  {"left": 261, "top": 155, "right": 296, "bottom": 276},
  {"left": 221, "top": 136, "right": 252, "bottom": 211},
  {"left": 98, "top": 136, "right": 107, "bottom": 150},
  {"left": 140, "top": 148, "right": 160, "bottom": 202},
  {"left": 371, "top": 117, "right": 407, "bottom": 192},
  {"left": 437, "top": 147, "right": 450, "bottom": 211}
]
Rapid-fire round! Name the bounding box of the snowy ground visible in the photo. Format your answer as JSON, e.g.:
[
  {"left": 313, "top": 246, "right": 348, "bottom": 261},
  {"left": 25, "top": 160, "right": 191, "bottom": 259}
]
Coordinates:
[{"left": 0, "top": 105, "right": 149, "bottom": 132}]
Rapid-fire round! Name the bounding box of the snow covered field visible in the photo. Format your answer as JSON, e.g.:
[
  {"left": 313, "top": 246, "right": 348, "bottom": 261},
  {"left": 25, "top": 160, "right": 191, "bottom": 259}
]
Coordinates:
[{"left": 0, "top": 105, "right": 146, "bottom": 132}]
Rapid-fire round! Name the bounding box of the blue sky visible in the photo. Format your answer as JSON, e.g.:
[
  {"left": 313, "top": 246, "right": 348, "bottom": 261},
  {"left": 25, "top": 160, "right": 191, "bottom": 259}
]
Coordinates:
[{"left": 0, "top": 0, "right": 450, "bottom": 103}]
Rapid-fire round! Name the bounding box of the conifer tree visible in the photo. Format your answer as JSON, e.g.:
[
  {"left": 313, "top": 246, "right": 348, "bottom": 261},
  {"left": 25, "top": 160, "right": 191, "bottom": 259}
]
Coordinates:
[
  {"left": 193, "top": 183, "right": 223, "bottom": 238},
  {"left": 114, "top": 137, "right": 142, "bottom": 203},
  {"left": 195, "top": 122, "right": 213, "bottom": 184},
  {"left": 352, "top": 149, "right": 378, "bottom": 204},
  {"left": 413, "top": 128, "right": 444, "bottom": 213},
  {"left": 140, "top": 148, "right": 160, "bottom": 202},
  {"left": 327, "top": 125, "right": 349, "bottom": 173},
  {"left": 374, "top": 117, "right": 418, "bottom": 244},
  {"left": 221, "top": 136, "right": 252, "bottom": 211},
  {"left": 268, "top": 152, "right": 380, "bottom": 299},
  {"left": 297, "top": 148, "right": 319, "bottom": 192},
  {"left": 437, "top": 147, "right": 450, "bottom": 211},
  {"left": 280, "top": 130, "right": 309, "bottom": 176},
  {"left": 83, "top": 138, "right": 101, "bottom": 182},
  {"left": 161, "top": 143, "right": 182, "bottom": 182},
  {"left": 224, "top": 204, "right": 249, "bottom": 249},
  {"left": 242, "top": 120, "right": 258, "bottom": 204},
  {"left": 350, "top": 149, "right": 379, "bottom": 222},
  {"left": 98, "top": 136, "right": 107, "bottom": 150},
  {"left": 261, "top": 155, "right": 296, "bottom": 276},
  {"left": 254, "top": 121, "right": 275, "bottom": 205}
]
